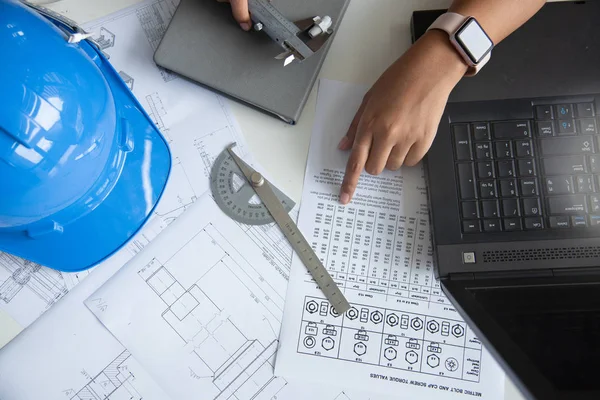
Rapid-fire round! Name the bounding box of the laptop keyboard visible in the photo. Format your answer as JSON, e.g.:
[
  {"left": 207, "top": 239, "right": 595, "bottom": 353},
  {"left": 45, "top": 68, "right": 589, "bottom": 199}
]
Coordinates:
[{"left": 453, "top": 101, "right": 600, "bottom": 233}]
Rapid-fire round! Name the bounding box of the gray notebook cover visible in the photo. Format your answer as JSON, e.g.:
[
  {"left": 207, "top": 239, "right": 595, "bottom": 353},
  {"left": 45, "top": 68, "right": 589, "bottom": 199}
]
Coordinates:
[{"left": 154, "top": 0, "right": 350, "bottom": 124}]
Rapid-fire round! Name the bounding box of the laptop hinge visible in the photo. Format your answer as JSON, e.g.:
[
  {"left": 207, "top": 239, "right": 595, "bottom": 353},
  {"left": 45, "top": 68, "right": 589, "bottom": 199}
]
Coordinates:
[
  {"left": 450, "top": 269, "right": 554, "bottom": 281},
  {"left": 552, "top": 266, "right": 600, "bottom": 277}
]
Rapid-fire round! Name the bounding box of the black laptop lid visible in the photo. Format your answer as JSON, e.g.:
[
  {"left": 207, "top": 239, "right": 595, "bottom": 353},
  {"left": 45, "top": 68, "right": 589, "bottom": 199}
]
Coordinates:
[{"left": 443, "top": 274, "right": 600, "bottom": 400}]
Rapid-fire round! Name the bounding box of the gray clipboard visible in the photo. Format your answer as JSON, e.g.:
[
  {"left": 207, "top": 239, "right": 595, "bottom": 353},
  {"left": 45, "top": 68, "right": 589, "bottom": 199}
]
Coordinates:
[{"left": 154, "top": 0, "right": 350, "bottom": 124}]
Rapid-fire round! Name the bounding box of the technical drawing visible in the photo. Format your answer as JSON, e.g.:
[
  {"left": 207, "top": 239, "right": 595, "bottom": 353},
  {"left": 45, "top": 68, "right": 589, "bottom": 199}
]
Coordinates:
[
  {"left": 405, "top": 350, "right": 419, "bottom": 365},
  {"left": 446, "top": 357, "right": 459, "bottom": 372},
  {"left": 0, "top": 253, "right": 67, "bottom": 306},
  {"left": 384, "top": 347, "right": 397, "bottom": 361},
  {"left": 353, "top": 342, "right": 367, "bottom": 356},
  {"left": 136, "top": 1, "right": 177, "bottom": 82},
  {"left": 64, "top": 350, "right": 142, "bottom": 400},
  {"left": 154, "top": 157, "right": 197, "bottom": 225},
  {"left": 145, "top": 92, "right": 171, "bottom": 141},
  {"left": 118, "top": 71, "right": 135, "bottom": 91},
  {"left": 427, "top": 354, "right": 440, "bottom": 368},
  {"left": 94, "top": 27, "right": 115, "bottom": 50}
]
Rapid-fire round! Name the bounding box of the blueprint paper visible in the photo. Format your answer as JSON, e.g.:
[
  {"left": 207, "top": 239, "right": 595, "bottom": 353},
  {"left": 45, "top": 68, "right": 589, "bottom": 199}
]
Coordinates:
[
  {"left": 0, "top": 0, "right": 247, "bottom": 330},
  {"left": 85, "top": 193, "right": 397, "bottom": 400},
  {"left": 0, "top": 0, "right": 251, "bottom": 398},
  {"left": 274, "top": 79, "right": 505, "bottom": 399}
]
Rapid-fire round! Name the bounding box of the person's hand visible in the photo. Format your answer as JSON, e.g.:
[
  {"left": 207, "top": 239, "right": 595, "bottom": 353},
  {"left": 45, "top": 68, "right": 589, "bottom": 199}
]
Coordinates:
[
  {"left": 338, "top": 30, "right": 469, "bottom": 205},
  {"left": 217, "top": 0, "right": 251, "bottom": 31}
]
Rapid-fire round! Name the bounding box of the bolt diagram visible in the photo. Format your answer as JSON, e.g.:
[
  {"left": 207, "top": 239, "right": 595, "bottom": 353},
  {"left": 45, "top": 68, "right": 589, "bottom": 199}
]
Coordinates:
[
  {"left": 303, "top": 336, "right": 316, "bottom": 349},
  {"left": 329, "top": 305, "right": 339, "bottom": 317},
  {"left": 452, "top": 324, "right": 465, "bottom": 338},
  {"left": 384, "top": 347, "right": 397, "bottom": 361},
  {"left": 370, "top": 310, "right": 383, "bottom": 324},
  {"left": 410, "top": 317, "right": 423, "bottom": 331},
  {"left": 305, "top": 300, "right": 319, "bottom": 314},
  {"left": 322, "top": 337, "right": 335, "bottom": 351},
  {"left": 346, "top": 307, "right": 359, "bottom": 320},
  {"left": 427, "top": 320, "right": 440, "bottom": 334},
  {"left": 427, "top": 354, "right": 440, "bottom": 368},
  {"left": 405, "top": 350, "right": 419, "bottom": 365},
  {"left": 386, "top": 313, "right": 399, "bottom": 327},
  {"left": 354, "top": 342, "right": 367, "bottom": 356},
  {"left": 446, "top": 357, "right": 459, "bottom": 372}
]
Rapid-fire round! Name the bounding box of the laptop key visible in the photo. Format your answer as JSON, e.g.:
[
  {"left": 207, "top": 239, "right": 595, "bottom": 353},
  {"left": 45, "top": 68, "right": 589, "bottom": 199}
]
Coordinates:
[
  {"left": 522, "top": 198, "right": 542, "bottom": 216},
  {"left": 557, "top": 120, "right": 576, "bottom": 135},
  {"left": 483, "top": 219, "right": 501, "bottom": 232},
  {"left": 535, "top": 105, "right": 553, "bottom": 120},
  {"left": 518, "top": 159, "right": 536, "bottom": 176},
  {"left": 472, "top": 123, "right": 490, "bottom": 141},
  {"left": 477, "top": 162, "right": 495, "bottom": 179},
  {"left": 500, "top": 179, "right": 518, "bottom": 197},
  {"left": 536, "top": 121, "right": 554, "bottom": 137},
  {"left": 495, "top": 141, "right": 513, "bottom": 159},
  {"left": 457, "top": 163, "right": 476, "bottom": 199},
  {"left": 453, "top": 125, "right": 471, "bottom": 160},
  {"left": 502, "top": 199, "right": 520, "bottom": 217},
  {"left": 461, "top": 201, "right": 480, "bottom": 219},
  {"left": 503, "top": 218, "right": 522, "bottom": 231},
  {"left": 475, "top": 142, "right": 493, "bottom": 160},
  {"left": 548, "top": 194, "right": 587, "bottom": 215},
  {"left": 590, "top": 194, "right": 600, "bottom": 213},
  {"left": 515, "top": 140, "right": 533, "bottom": 157},
  {"left": 543, "top": 155, "right": 586, "bottom": 175},
  {"left": 571, "top": 215, "right": 588, "bottom": 227},
  {"left": 555, "top": 104, "right": 573, "bottom": 119},
  {"left": 520, "top": 178, "right": 539, "bottom": 196},
  {"left": 590, "top": 155, "right": 600, "bottom": 173},
  {"left": 540, "top": 135, "right": 595, "bottom": 155},
  {"left": 545, "top": 176, "right": 574, "bottom": 195},
  {"left": 524, "top": 217, "right": 544, "bottom": 230},
  {"left": 576, "top": 175, "right": 595, "bottom": 193},
  {"left": 482, "top": 200, "right": 499, "bottom": 218},
  {"left": 579, "top": 118, "right": 597, "bottom": 134},
  {"left": 479, "top": 181, "right": 497, "bottom": 198},
  {"left": 492, "top": 121, "right": 531, "bottom": 139},
  {"left": 576, "top": 102, "right": 595, "bottom": 118},
  {"left": 549, "top": 216, "right": 570, "bottom": 229},
  {"left": 589, "top": 215, "right": 600, "bottom": 226},
  {"left": 497, "top": 160, "right": 515, "bottom": 178},
  {"left": 462, "top": 220, "right": 481, "bottom": 233}
]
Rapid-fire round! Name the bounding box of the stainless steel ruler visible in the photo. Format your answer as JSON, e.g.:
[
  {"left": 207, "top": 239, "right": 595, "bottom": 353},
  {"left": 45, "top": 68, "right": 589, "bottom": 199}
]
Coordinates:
[{"left": 210, "top": 144, "right": 351, "bottom": 314}]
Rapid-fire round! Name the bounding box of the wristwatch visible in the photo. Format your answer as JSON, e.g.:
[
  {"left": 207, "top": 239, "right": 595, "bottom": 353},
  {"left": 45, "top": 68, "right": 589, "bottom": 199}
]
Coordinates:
[{"left": 427, "top": 12, "right": 494, "bottom": 76}]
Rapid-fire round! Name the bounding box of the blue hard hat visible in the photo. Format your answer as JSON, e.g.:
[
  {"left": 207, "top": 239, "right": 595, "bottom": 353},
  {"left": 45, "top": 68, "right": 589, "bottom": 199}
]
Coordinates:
[{"left": 0, "top": 0, "right": 171, "bottom": 272}]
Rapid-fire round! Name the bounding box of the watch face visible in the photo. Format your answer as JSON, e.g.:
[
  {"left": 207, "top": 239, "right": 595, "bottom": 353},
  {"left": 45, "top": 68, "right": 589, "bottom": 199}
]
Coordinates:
[{"left": 455, "top": 18, "right": 493, "bottom": 64}]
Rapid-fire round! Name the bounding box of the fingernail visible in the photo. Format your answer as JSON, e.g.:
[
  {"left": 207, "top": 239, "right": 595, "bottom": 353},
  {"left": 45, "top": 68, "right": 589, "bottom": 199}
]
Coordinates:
[
  {"left": 340, "top": 193, "right": 350, "bottom": 204},
  {"left": 240, "top": 22, "right": 251, "bottom": 31},
  {"left": 338, "top": 136, "right": 349, "bottom": 150}
]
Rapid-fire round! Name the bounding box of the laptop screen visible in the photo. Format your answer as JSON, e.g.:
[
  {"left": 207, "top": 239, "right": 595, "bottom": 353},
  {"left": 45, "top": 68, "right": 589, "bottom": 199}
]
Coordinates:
[{"left": 466, "top": 281, "right": 600, "bottom": 392}]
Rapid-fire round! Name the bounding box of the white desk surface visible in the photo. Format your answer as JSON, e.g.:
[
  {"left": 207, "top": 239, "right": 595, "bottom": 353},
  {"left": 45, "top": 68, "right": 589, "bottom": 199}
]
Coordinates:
[{"left": 0, "top": 0, "right": 530, "bottom": 399}]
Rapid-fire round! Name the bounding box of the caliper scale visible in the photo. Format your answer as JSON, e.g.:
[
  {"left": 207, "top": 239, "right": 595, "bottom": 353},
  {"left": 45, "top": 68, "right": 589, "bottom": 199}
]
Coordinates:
[{"left": 210, "top": 144, "right": 351, "bottom": 314}]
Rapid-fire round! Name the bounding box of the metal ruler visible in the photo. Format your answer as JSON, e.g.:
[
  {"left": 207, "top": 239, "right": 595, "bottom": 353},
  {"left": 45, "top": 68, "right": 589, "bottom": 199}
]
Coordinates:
[{"left": 210, "top": 144, "right": 351, "bottom": 314}]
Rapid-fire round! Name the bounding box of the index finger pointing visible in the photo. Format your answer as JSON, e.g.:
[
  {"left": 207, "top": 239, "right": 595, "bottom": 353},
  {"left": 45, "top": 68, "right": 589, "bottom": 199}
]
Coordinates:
[{"left": 340, "top": 138, "right": 371, "bottom": 204}]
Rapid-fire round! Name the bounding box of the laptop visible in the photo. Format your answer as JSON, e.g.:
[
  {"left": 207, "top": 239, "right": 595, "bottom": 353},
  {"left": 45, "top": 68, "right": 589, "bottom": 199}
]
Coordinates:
[{"left": 411, "top": 2, "right": 600, "bottom": 400}]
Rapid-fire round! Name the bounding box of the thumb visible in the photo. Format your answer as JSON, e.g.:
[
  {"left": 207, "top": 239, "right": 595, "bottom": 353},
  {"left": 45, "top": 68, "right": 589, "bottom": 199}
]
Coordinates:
[{"left": 230, "top": 0, "right": 251, "bottom": 30}]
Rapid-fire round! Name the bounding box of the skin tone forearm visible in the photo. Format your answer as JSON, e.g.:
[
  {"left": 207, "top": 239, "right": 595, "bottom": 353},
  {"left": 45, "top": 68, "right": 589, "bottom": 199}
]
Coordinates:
[{"left": 337, "top": 0, "right": 547, "bottom": 204}]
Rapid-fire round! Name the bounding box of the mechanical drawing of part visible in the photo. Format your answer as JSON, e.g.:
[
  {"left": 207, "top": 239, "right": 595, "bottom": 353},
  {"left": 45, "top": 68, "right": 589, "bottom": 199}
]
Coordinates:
[
  {"left": 370, "top": 310, "right": 383, "bottom": 324},
  {"left": 330, "top": 304, "right": 340, "bottom": 317},
  {"left": 354, "top": 342, "right": 367, "bottom": 356},
  {"left": 410, "top": 317, "right": 423, "bottom": 331},
  {"left": 303, "top": 336, "right": 316, "bottom": 349},
  {"left": 323, "top": 324, "right": 337, "bottom": 336},
  {"left": 427, "top": 342, "right": 442, "bottom": 354},
  {"left": 305, "top": 322, "right": 318, "bottom": 336},
  {"left": 445, "top": 357, "right": 459, "bottom": 372},
  {"left": 427, "top": 354, "right": 440, "bottom": 368},
  {"left": 305, "top": 300, "right": 319, "bottom": 314},
  {"left": 118, "top": 71, "right": 134, "bottom": 91},
  {"left": 400, "top": 314, "right": 409, "bottom": 329},
  {"left": 354, "top": 329, "right": 369, "bottom": 341},
  {"left": 405, "top": 350, "right": 419, "bottom": 365},
  {"left": 385, "top": 335, "right": 399, "bottom": 346},
  {"left": 384, "top": 347, "right": 397, "bottom": 361},
  {"left": 452, "top": 324, "right": 465, "bottom": 338},
  {"left": 94, "top": 27, "right": 115, "bottom": 50},
  {"left": 406, "top": 338, "right": 421, "bottom": 350},
  {"left": 441, "top": 321, "right": 450, "bottom": 336},
  {"left": 427, "top": 320, "right": 440, "bottom": 334},
  {"left": 360, "top": 308, "right": 369, "bottom": 323},
  {"left": 319, "top": 301, "right": 328, "bottom": 316},
  {"left": 322, "top": 337, "right": 335, "bottom": 351},
  {"left": 346, "top": 307, "right": 359, "bottom": 320},
  {"left": 386, "top": 313, "right": 399, "bottom": 327}
]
